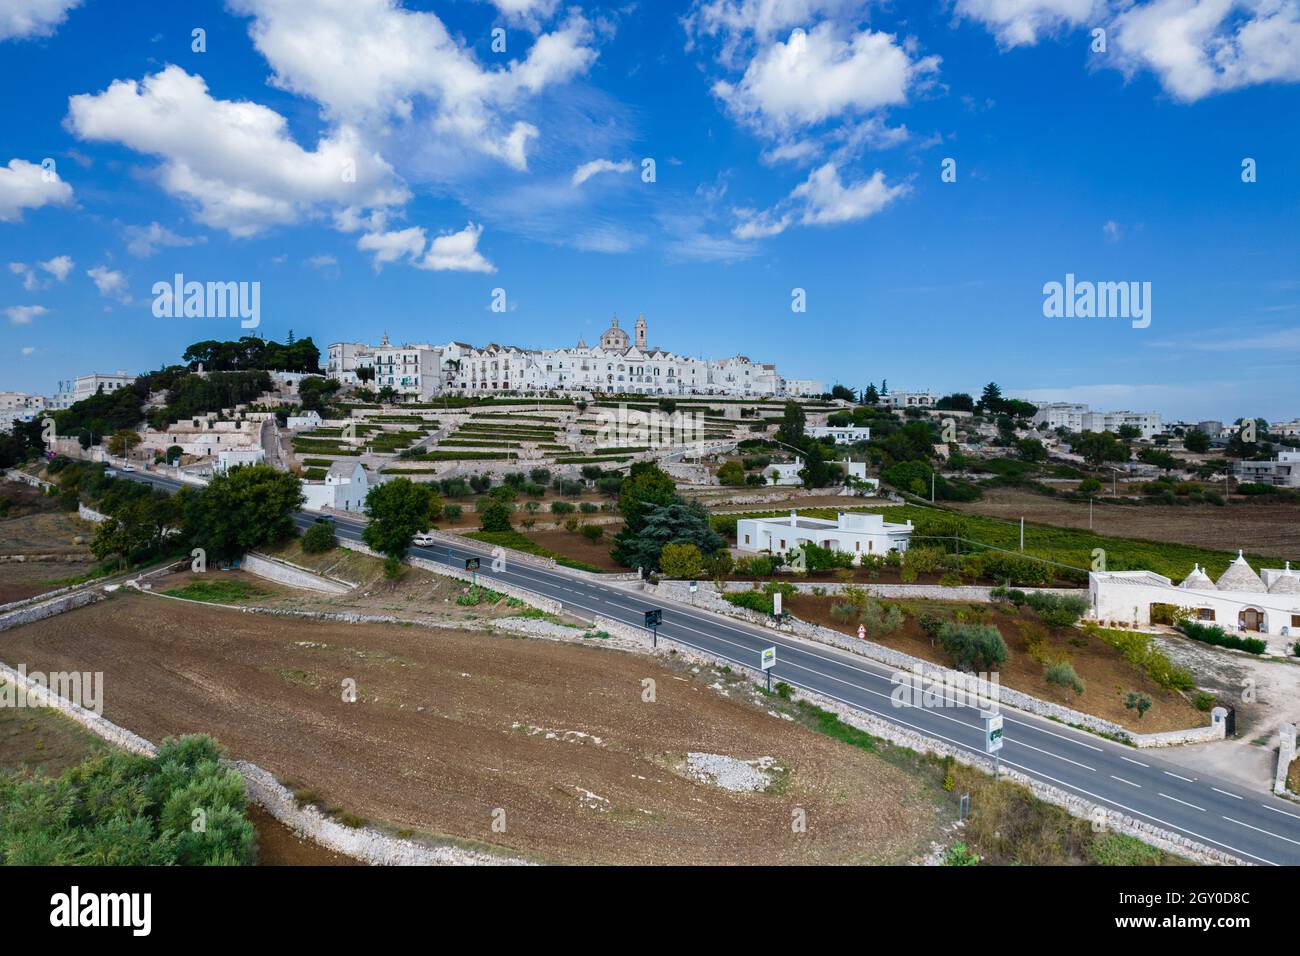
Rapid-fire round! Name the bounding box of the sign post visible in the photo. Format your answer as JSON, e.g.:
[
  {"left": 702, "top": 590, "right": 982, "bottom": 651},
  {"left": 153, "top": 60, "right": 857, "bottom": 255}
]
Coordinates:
[
  {"left": 465, "top": 556, "right": 480, "bottom": 587},
  {"left": 760, "top": 645, "right": 777, "bottom": 693},
  {"left": 983, "top": 711, "right": 1004, "bottom": 780},
  {"left": 857, "top": 623, "right": 865, "bottom": 641},
  {"left": 644, "top": 608, "right": 662, "bottom": 648}
]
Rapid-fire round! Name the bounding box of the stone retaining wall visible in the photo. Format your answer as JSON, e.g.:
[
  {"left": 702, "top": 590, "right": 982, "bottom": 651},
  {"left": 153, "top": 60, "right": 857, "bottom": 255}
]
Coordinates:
[
  {"left": 1276, "top": 723, "right": 1296, "bottom": 797},
  {"left": 643, "top": 580, "right": 1223, "bottom": 748},
  {"left": 0, "top": 587, "right": 106, "bottom": 633},
  {"left": 708, "top": 579, "right": 1081, "bottom": 601},
  {"left": 576, "top": 615, "right": 1239, "bottom": 865},
  {"left": 0, "top": 651, "right": 528, "bottom": 865},
  {"left": 78, "top": 503, "right": 108, "bottom": 523},
  {"left": 244, "top": 552, "right": 354, "bottom": 594}
]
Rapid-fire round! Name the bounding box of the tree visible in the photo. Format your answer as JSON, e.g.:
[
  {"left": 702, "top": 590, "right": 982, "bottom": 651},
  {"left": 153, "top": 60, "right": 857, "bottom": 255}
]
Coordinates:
[
  {"left": 775, "top": 400, "right": 806, "bottom": 447},
  {"left": 830, "top": 384, "right": 856, "bottom": 402},
  {"left": 1044, "top": 661, "right": 1085, "bottom": 701},
  {"left": 90, "top": 496, "right": 168, "bottom": 569},
  {"left": 936, "top": 392, "right": 974, "bottom": 412},
  {"left": 615, "top": 501, "right": 724, "bottom": 572},
  {"left": 1078, "top": 476, "right": 1102, "bottom": 495},
  {"left": 107, "top": 428, "right": 141, "bottom": 458},
  {"left": 301, "top": 520, "right": 336, "bottom": 553},
  {"left": 862, "top": 383, "right": 880, "bottom": 405},
  {"left": 1117, "top": 424, "right": 1141, "bottom": 443},
  {"left": 478, "top": 498, "right": 514, "bottom": 533},
  {"left": 616, "top": 462, "right": 678, "bottom": 539},
  {"left": 1016, "top": 437, "right": 1048, "bottom": 462},
  {"left": 1183, "top": 428, "right": 1211, "bottom": 454},
  {"left": 977, "top": 382, "right": 1004, "bottom": 415},
  {"left": 1074, "top": 430, "right": 1129, "bottom": 466},
  {"left": 362, "top": 477, "right": 435, "bottom": 575},
  {"left": 183, "top": 465, "right": 303, "bottom": 561},
  {"left": 938, "top": 622, "right": 1008, "bottom": 672},
  {"left": 660, "top": 542, "right": 705, "bottom": 578},
  {"left": 1124, "top": 692, "right": 1152, "bottom": 720},
  {"left": 717, "top": 460, "right": 745, "bottom": 485}
]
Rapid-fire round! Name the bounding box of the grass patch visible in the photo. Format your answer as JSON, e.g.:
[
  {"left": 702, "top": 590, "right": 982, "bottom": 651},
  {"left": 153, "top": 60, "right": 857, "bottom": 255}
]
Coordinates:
[
  {"left": 163, "top": 579, "right": 271, "bottom": 603},
  {"left": 464, "top": 530, "right": 607, "bottom": 573}
]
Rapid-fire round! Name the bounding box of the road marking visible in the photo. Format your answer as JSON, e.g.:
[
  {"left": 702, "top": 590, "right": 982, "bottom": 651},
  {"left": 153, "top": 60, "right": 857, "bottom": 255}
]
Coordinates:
[
  {"left": 1211, "top": 787, "right": 1242, "bottom": 800},
  {"left": 1159, "top": 792, "right": 1205, "bottom": 812},
  {"left": 1120, "top": 755, "right": 1149, "bottom": 768},
  {"left": 1163, "top": 770, "right": 1196, "bottom": 783},
  {"left": 1263, "top": 804, "right": 1300, "bottom": 821},
  {"left": 1110, "top": 775, "right": 1141, "bottom": 788},
  {"left": 1223, "top": 815, "right": 1300, "bottom": 847}
]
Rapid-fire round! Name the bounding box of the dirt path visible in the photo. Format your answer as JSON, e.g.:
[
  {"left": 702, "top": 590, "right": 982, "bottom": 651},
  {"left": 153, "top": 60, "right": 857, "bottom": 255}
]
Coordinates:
[{"left": 0, "top": 593, "right": 948, "bottom": 865}]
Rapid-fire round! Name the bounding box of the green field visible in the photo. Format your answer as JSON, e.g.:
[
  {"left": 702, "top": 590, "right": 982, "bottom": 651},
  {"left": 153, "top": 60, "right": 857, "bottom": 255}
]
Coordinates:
[{"left": 712, "top": 503, "right": 1288, "bottom": 580}]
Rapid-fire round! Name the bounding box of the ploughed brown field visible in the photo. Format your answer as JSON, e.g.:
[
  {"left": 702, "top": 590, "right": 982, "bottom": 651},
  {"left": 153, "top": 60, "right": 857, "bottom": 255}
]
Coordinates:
[
  {"left": 784, "top": 594, "right": 1206, "bottom": 733},
  {"left": 523, "top": 527, "right": 626, "bottom": 571},
  {"left": 948, "top": 486, "right": 1300, "bottom": 556},
  {"left": 0, "top": 593, "right": 948, "bottom": 864}
]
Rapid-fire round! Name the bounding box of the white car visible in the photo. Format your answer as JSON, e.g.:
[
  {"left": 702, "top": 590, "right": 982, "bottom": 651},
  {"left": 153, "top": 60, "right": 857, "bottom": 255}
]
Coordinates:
[
  {"left": 121, "top": 463, "right": 136, "bottom": 472},
  {"left": 412, "top": 532, "right": 436, "bottom": 547}
]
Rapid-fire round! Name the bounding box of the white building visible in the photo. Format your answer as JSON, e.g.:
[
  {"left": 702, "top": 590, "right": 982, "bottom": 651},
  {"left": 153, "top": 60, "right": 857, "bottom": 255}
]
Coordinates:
[
  {"left": 1033, "top": 402, "right": 1162, "bottom": 439},
  {"left": 301, "top": 461, "right": 371, "bottom": 513},
  {"left": 1236, "top": 450, "right": 1300, "bottom": 488},
  {"left": 761, "top": 458, "right": 803, "bottom": 486},
  {"left": 841, "top": 460, "right": 879, "bottom": 492},
  {"left": 785, "top": 379, "right": 824, "bottom": 397},
  {"left": 736, "top": 510, "right": 913, "bottom": 562},
  {"left": 285, "top": 409, "right": 322, "bottom": 430},
  {"left": 882, "top": 391, "right": 937, "bottom": 410},
  {"left": 809, "top": 425, "right": 871, "bottom": 444},
  {"left": 1271, "top": 419, "right": 1300, "bottom": 438},
  {"left": 1090, "top": 554, "right": 1300, "bottom": 651},
  {"left": 0, "top": 391, "right": 45, "bottom": 430},
  {"left": 215, "top": 448, "right": 266, "bottom": 473},
  {"left": 72, "top": 371, "right": 134, "bottom": 403},
  {"left": 328, "top": 314, "right": 810, "bottom": 399}
]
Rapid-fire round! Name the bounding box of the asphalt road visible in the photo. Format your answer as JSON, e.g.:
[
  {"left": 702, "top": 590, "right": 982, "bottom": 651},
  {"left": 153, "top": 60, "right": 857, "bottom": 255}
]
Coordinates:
[{"left": 125, "top": 468, "right": 1300, "bottom": 865}]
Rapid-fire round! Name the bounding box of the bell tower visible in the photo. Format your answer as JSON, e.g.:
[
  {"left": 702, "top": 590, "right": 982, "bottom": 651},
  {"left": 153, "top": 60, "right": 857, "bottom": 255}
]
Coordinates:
[{"left": 635, "top": 313, "right": 647, "bottom": 350}]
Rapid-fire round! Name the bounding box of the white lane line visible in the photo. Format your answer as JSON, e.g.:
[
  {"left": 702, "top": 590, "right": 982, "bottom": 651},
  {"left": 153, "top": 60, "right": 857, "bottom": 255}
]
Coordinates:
[
  {"left": 1211, "top": 788, "right": 1243, "bottom": 800},
  {"left": 1120, "top": 755, "right": 1150, "bottom": 768},
  {"left": 1163, "top": 770, "right": 1196, "bottom": 783},
  {"left": 1159, "top": 792, "right": 1206, "bottom": 812},
  {"left": 1224, "top": 815, "right": 1300, "bottom": 848},
  {"left": 1263, "top": 804, "right": 1300, "bottom": 822},
  {"left": 1110, "top": 775, "right": 1141, "bottom": 788}
]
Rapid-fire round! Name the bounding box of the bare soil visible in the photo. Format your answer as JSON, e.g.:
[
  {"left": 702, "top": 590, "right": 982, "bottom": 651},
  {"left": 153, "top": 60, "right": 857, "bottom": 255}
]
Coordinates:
[
  {"left": 784, "top": 594, "right": 1206, "bottom": 732},
  {"left": 0, "top": 487, "right": 99, "bottom": 602},
  {"left": 524, "top": 528, "right": 626, "bottom": 572},
  {"left": 949, "top": 487, "right": 1300, "bottom": 556},
  {"left": 0, "top": 692, "right": 337, "bottom": 865},
  {"left": 0, "top": 593, "right": 949, "bottom": 864}
]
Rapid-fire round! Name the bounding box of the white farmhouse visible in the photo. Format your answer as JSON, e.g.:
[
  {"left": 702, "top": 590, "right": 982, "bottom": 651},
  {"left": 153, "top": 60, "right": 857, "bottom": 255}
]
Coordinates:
[
  {"left": 301, "top": 461, "right": 371, "bottom": 513},
  {"left": 761, "top": 458, "right": 803, "bottom": 486},
  {"left": 841, "top": 460, "right": 880, "bottom": 492},
  {"left": 1236, "top": 450, "right": 1300, "bottom": 488},
  {"left": 215, "top": 448, "right": 266, "bottom": 473},
  {"left": 1089, "top": 553, "right": 1300, "bottom": 653},
  {"left": 286, "top": 409, "right": 322, "bottom": 430},
  {"left": 736, "top": 510, "right": 912, "bottom": 563},
  {"left": 809, "top": 425, "right": 871, "bottom": 444}
]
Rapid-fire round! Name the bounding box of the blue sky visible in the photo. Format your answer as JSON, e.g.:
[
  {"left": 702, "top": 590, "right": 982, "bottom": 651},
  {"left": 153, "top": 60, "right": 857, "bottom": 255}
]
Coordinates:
[{"left": 1, "top": 0, "right": 1297, "bottom": 421}]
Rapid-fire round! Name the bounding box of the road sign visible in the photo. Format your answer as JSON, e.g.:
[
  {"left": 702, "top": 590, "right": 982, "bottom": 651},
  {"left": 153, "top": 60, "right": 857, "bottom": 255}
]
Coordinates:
[
  {"left": 464, "top": 557, "right": 480, "bottom": 571},
  {"left": 644, "top": 609, "right": 662, "bottom": 628},
  {"left": 983, "top": 712, "right": 1004, "bottom": 753},
  {"left": 857, "top": 624, "right": 865, "bottom": 640},
  {"left": 760, "top": 646, "right": 777, "bottom": 670},
  {"left": 772, "top": 591, "right": 782, "bottom": 616}
]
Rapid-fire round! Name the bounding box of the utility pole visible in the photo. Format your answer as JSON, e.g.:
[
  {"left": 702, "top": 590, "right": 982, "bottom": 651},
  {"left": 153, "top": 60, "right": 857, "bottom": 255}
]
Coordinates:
[
  {"left": 1019, "top": 517, "right": 1024, "bottom": 551},
  {"left": 1089, "top": 497, "right": 1093, "bottom": 531},
  {"left": 930, "top": 469, "right": 935, "bottom": 503}
]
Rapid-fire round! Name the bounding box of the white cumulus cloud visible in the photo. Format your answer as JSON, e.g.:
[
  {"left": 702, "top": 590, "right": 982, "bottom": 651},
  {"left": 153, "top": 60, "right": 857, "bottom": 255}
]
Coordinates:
[
  {"left": 954, "top": 0, "right": 1102, "bottom": 48},
  {"left": 0, "top": 0, "right": 82, "bottom": 42},
  {"left": 5, "top": 304, "right": 48, "bottom": 325},
  {"left": 86, "top": 265, "right": 130, "bottom": 302},
  {"left": 0, "top": 158, "right": 74, "bottom": 222},
  {"left": 733, "top": 162, "right": 909, "bottom": 237}
]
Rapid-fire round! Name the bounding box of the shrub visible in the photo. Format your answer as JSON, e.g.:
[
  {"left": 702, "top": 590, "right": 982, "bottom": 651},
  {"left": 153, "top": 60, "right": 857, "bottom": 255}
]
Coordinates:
[
  {"left": 550, "top": 501, "right": 575, "bottom": 515},
  {"left": 717, "top": 460, "right": 745, "bottom": 485},
  {"left": 478, "top": 499, "right": 514, "bottom": 533},
  {"left": 1044, "top": 661, "right": 1084, "bottom": 700},
  {"left": 300, "top": 520, "right": 336, "bottom": 553},
  {"left": 1123, "top": 692, "right": 1152, "bottom": 720},
  {"left": 580, "top": 524, "right": 604, "bottom": 542},
  {"left": 1178, "top": 620, "right": 1267, "bottom": 655},
  {"left": 1025, "top": 592, "right": 1089, "bottom": 628},
  {"left": 938, "top": 622, "right": 1008, "bottom": 671},
  {"left": 443, "top": 503, "right": 462, "bottom": 519},
  {"left": 974, "top": 552, "right": 1053, "bottom": 587},
  {"left": 1087, "top": 625, "right": 1195, "bottom": 690},
  {"left": 660, "top": 542, "right": 704, "bottom": 579},
  {"left": 918, "top": 613, "right": 944, "bottom": 644}
]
